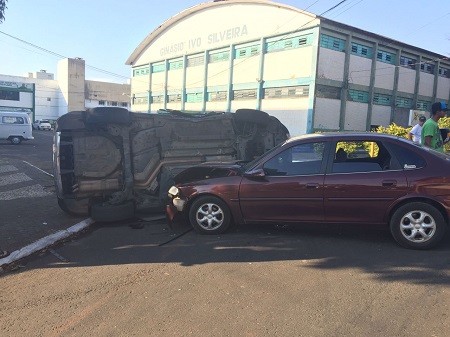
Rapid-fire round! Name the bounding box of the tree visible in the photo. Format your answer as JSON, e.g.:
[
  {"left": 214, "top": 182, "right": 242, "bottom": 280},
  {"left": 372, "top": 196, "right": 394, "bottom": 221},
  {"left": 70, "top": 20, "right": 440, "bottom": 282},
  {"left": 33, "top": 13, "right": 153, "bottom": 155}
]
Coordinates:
[{"left": 0, "top": 0, "right": 8, "bottom": 23}]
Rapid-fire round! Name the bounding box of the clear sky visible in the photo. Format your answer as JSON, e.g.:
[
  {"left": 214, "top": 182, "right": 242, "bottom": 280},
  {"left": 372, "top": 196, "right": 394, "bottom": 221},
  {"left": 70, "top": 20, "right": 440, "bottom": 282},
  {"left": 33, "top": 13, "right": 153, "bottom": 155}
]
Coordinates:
[{"left": 0, "top": 0, "right": 449, "bottom": 84}]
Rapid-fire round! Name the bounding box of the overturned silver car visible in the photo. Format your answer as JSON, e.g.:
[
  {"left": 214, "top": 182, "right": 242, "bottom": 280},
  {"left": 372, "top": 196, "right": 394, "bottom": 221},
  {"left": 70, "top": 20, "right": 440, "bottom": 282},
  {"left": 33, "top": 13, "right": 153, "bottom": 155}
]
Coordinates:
[{"left": 53, "top": 107, "right": 289, "bottom": 221}]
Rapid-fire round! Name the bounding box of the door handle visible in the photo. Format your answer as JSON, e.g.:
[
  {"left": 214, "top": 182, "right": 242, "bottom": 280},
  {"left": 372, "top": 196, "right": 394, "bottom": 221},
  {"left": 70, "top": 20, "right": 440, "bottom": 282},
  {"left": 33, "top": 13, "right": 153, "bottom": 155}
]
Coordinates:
[
  {"left": 306, "top": 183, "right": 319, "bottom": 189},
  {"left": 382, "top": 180, "right": 397, "bottom": 187}
]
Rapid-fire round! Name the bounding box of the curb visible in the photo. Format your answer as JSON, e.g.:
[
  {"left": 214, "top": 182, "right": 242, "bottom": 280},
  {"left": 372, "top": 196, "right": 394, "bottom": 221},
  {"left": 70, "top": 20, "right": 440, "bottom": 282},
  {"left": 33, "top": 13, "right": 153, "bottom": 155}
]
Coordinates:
[{"left": 0, "top": 218, "right": 94, "bottom": 269}]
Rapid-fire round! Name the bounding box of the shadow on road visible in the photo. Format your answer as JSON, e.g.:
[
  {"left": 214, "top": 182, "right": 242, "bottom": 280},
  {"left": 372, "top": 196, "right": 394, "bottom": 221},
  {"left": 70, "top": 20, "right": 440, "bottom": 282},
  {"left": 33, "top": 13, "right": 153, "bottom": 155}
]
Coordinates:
[{"left": 8, "top": 218, "right": 450, "bottom": 286}]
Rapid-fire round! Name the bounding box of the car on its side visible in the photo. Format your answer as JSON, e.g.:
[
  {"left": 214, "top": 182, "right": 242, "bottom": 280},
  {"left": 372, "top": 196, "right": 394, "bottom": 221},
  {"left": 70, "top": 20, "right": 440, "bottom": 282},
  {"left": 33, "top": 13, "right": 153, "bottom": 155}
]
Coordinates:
[
  {"left": 33, "top": 120, "right": 52, "bottom": 131},
  {"left": 53, "top": 107, "right": 289, "bottom": 221},
  {"left": 167, "top": 132, "right": 450, "bottom": 250}
]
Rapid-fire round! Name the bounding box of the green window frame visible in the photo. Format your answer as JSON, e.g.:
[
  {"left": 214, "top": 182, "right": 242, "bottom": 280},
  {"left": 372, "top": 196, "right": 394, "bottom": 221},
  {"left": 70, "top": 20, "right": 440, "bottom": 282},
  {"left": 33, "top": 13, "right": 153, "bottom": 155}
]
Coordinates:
[
  {"left": 395, "top": 96, "right": 413, "bottom": 108},
  {"left": 373, "top": 93, "right": 392, "bottom": 106},
  {"left": 186, "top": 92, "right": 204, "bottom": 103},
  {"left": 351, "top": 42, "right": 373, "bottom": 59},
  {"left": 169, "top": 60, "right": 183, "bottom": 70},
  {"left": 207, "top": 91, "right": 227, "bottom": 101},
  {"left": 235, "top": 45, "right": 260, "bottom": 59},
  {"left": 376, "top": 50, "right": 395, "bottom": 65},
  {"left": 416, "top": 100, "right": 431, "bottom": 111},
  {"left": 133, "top": 67, "right": 150, "bottom": 77},
  {"left": 209, "top": 51, "right": 230, "bottom": 63},
  {"left": 266, "top": 34, "right": 312, "bottom": 53},
  {"left": 348, "top": 89, "right": 369, "bottom": 103},
  {"left": 320, "top": 34, "right": 345, "bottom": 52},
  {"left": 151, "top": 63, "right": 166, "bottom": 73}
]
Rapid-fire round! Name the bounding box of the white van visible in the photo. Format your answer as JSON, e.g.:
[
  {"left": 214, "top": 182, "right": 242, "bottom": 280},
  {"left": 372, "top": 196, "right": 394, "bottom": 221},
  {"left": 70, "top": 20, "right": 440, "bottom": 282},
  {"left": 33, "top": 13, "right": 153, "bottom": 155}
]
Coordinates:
[{"left": 0, "top": 112, "right": 34, "bottom": 144}]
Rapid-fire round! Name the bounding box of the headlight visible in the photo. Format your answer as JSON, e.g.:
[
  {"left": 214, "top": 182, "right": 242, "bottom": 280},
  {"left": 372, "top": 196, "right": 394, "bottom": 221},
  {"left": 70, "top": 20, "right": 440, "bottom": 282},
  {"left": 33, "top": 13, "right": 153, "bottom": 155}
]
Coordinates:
[{"left": 168, "top": 186, "right": 179, "bottom": 197}]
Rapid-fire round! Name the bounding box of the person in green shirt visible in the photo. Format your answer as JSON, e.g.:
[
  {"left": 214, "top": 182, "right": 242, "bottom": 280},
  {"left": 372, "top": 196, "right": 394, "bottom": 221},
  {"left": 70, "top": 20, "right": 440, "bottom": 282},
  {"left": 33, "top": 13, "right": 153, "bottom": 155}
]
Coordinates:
[{"left": 421, "top": 102, "right": 449, "bottom": 152}]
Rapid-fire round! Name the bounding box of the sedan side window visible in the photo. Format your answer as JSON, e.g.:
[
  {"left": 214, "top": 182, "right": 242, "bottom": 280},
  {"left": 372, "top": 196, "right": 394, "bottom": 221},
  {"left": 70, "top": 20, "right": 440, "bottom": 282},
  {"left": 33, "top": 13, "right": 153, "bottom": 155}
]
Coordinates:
[
  {"left": 263, "top": 142, "right": 325, "bottom": 176},
  {"left": 388, "top": 143, "right": 426, "bottom": 169}
]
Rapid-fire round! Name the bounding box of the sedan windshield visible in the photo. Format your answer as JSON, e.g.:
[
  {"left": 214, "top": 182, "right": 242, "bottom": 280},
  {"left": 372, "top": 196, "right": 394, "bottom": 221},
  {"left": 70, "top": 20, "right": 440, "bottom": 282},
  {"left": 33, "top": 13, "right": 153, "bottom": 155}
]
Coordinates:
[{"left": 242, "top": 141, "right": 285, "bottom": 171}]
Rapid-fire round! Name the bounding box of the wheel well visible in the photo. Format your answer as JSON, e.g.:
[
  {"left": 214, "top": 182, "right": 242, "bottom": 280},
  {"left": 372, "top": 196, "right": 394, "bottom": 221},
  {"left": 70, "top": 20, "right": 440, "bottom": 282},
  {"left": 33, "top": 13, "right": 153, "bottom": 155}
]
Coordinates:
[
  {"left": 388, "top": 197, "right": 449, "bottom": 227},
  {"left": 186, "top": 193, "right": 235, "bottom": 224}
]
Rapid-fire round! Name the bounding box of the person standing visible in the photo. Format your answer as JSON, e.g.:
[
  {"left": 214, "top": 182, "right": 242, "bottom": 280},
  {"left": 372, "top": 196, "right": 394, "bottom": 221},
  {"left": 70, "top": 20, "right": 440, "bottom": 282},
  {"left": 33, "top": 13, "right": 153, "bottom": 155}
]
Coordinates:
[
  {"left": 421, "top": 102, "right": 449, "bottom": 152},
  {"left": 408, "top": 115, "right": 426, "bottom": 143}
]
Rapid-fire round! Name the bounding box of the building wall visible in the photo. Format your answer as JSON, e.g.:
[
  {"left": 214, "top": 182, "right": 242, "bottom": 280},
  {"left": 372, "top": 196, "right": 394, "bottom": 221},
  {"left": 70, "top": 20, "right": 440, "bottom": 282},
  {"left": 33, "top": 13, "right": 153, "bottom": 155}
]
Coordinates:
[
  {"left": 127, "top": 0, "right": 450, "bottom": 135},
  {"left": 0, "top": 59, "right": 131, "bottom": 121}
]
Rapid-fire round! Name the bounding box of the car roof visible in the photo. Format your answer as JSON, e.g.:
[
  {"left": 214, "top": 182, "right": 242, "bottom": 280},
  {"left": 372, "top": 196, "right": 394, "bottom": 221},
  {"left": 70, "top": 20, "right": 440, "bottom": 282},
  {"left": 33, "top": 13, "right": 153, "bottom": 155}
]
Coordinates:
[{"left": 286, "top": 132, "right": 402, "bottom": 143}]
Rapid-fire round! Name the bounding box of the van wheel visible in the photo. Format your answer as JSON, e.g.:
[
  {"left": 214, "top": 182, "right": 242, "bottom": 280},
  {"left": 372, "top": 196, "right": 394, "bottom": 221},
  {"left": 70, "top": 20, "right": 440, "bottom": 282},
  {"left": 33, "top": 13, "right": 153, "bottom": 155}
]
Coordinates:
[{"left": 9, "top": 136, "right": 22, "bottom": 145}]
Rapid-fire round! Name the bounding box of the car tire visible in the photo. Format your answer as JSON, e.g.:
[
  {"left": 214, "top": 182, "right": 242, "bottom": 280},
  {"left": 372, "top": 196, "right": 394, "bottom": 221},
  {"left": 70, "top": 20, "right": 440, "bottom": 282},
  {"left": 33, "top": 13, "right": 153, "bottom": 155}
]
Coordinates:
[
  {"left": 57, "top": 197, "right": 89, "bottom": 216},
  {"left": 90, "top": 201, "right": 135, "bottom": 222},
  {"left": 9, "top": 136, "right": 22, "bottom": 145},
  {"left": 85, "top": 107, "right": 131, "bottom": 126},
  {"left": 390, "top": 202, "right": 447, "bottom": 250},
  {"left": 189, "top": 196, "right": 231, "bottom": 234}
]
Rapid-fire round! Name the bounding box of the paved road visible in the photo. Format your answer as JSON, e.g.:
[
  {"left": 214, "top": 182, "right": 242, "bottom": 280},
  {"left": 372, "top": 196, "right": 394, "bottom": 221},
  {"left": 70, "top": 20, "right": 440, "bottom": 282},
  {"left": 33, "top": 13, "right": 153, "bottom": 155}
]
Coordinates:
[
  {"left": 0, "top": 131, "right": 86, "bottom": 253},
  {"left": 0, "top": 131, "right": 449, "bottom": 337}
]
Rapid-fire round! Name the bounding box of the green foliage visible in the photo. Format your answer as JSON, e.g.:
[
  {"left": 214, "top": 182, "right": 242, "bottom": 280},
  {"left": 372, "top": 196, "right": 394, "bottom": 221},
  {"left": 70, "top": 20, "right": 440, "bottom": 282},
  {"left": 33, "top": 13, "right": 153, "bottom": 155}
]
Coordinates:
[
  {"left": 374, "top": 118, "right": 450, "bottom": 152},
  {"left": 374, "top": 123, "right": 410, "bottom": 138}
]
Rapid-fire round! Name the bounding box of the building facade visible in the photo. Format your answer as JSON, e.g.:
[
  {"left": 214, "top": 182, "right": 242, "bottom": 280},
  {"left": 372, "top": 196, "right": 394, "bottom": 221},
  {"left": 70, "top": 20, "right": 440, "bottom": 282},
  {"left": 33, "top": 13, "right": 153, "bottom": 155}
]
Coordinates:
[
  {"left": 0, "top": 58, "right": 131, "bottom": 122},
  {"left": 126, "top": 0, "right": 450, "bottom": 136}
]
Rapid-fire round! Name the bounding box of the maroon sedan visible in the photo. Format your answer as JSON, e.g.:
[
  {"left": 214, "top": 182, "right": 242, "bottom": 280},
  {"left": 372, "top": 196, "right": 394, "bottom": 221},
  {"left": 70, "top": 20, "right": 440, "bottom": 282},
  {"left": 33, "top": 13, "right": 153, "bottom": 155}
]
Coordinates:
[{"left": 167, "top": 133, "right": 450, "bottom": 249}]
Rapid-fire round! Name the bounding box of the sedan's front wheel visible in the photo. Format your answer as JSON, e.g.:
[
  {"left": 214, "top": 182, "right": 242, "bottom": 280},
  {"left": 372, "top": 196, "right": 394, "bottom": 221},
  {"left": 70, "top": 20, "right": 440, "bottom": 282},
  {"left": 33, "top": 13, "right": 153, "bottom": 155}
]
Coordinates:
[
  {"left": 390, "top": 202, "right": 446, "bottom": 250},
  {"left": 189, "top": 196, "right": 231, "bottom": 234}
]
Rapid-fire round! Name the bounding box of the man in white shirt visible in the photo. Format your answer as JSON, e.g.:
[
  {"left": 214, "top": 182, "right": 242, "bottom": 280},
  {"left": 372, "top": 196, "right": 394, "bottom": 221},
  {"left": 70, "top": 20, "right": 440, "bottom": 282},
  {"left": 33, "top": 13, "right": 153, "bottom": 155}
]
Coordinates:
[{"left": 408, "top": 115, "right": 426, "bottom": 143}]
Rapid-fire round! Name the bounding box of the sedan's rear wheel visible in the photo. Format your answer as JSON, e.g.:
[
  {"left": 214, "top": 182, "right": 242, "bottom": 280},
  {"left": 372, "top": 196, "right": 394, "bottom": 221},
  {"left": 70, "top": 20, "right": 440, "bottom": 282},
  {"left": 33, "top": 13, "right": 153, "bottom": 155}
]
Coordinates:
[
  {"left": 390, "top": 202, "right": 446, "bottom": 249},
  {"left": 189, "top": 196, "right": 231, "bottom": 234}
]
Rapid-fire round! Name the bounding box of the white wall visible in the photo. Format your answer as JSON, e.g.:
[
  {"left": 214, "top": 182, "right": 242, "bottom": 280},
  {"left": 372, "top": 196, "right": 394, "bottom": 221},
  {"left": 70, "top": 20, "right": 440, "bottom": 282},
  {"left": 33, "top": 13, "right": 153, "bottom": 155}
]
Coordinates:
[
  {"left": 397, "top": 68, "right": 416, "bottom": 93},
  {"left": 313, "top": 98, "right": 341, "bottom": 130},
  {"left": 418, "top": 72, "right": 434, "bottom": 97},
  {"left": 317, "top": 48, "right": 345, "bottom": 81},
  {"left": 374, "top": 62, "right": 395, "bottom": 90},
  {"left": 348, "top": 55, "right": 371, "bottom": 86},
  {"left": 344, "top": 102, "right": 368, "bottom": 131},
  {"left": 371, "top": 105, "right": 392, "bottom": 126}
]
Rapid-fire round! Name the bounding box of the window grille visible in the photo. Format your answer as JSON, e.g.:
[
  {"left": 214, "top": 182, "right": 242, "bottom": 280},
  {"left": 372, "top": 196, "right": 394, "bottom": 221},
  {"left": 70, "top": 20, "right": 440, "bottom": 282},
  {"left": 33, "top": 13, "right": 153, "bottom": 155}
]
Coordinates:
[
  {"left": 400, "top": 56, "right": 416, "bottom": 70},
  {"left": 264, "top": 86, "right": 309, "bottom": 99},
  {"left": 151, "top": 63, "right": 166, "bottom": 73},
  {"left": 266, "top": 34, "right": 312, "bottom": 53},
  {"left": 438, "top": 66, "right": 449, "bottom": 78},
  {"left": 348, "top": 89, "right": 369, "bottom": 103},
  {"left": 209, "top": 51, "right": 230, "bottom": 63},
  {"left": 151, "top": 96, "right": 164, "bottom": 103},
  {"left": 373, "top": 93, "right": 391, "bottom": 106},
  {"left": 420, "top": 62, "right": 435, "bottom": 74},
  {"left": 235, "top": 44, "right": 260, "bottom": 59},
  {"left": 351, "top": 42, "right": 373, "bottom": 59},
  {"left": 187, "top": 56, "right": 204, "bottom": 67},
  {"left": 316, "top": 85, "right": 341, "bottom": 99},
  {"left": 167, "top": 94, "right": 182, "bottom": 103},
  {"left": 376, "top": 50, "right": 395, "bottom": 65},
  {"left": 169, "top": 60, "right": 183, "bottom": 70},
  {"left": 186, "top": 92, "right": 204, "bottom": 103},
  {"left": 233, "top": 89, "right": 257, "bottom": 100},
  {"left": 416, "top": 100, "right": 431, "bottom": 111},
  {"left": 320, "top": 34, "right": 345, "bottom": 52},
  {"left": 133, "top": 67, "right": 150, "bottom": 77},
  {"left": 395, "top": 96, "right": 413, "bottom": 108},
  {"left": 207, "top": 91, "right": 227, "bottom": 101}
]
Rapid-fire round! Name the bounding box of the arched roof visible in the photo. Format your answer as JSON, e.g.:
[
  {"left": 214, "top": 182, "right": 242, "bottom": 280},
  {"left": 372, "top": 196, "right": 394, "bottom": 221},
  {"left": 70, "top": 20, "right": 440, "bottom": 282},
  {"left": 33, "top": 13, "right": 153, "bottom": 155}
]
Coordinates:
[{"left": 125, "top": 0, "right": 316, "bottom": 65}]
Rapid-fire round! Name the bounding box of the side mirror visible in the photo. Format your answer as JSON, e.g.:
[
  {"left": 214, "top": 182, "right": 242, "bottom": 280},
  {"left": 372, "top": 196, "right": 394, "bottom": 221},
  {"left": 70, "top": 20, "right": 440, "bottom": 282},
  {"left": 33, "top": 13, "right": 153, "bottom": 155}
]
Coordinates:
[{"left": 243, "top": 168, "right": 266, "bottom": 179}]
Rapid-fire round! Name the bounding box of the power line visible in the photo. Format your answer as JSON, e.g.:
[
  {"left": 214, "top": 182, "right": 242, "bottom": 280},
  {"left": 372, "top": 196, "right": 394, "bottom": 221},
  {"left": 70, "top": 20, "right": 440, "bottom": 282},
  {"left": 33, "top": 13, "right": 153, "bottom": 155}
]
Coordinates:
[{"left": 0, "top": 30, "right": 130, "bottom": 81}]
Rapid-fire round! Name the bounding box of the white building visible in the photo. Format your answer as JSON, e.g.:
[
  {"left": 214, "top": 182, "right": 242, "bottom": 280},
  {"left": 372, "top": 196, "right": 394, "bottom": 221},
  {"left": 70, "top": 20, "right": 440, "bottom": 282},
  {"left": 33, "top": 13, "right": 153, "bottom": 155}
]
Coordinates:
[
  {"left": 126, "top": 0, "right": 450, "bottom": 136},
  {"left": 0, "top": 58, "right": 131, "bottom": 122}
]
